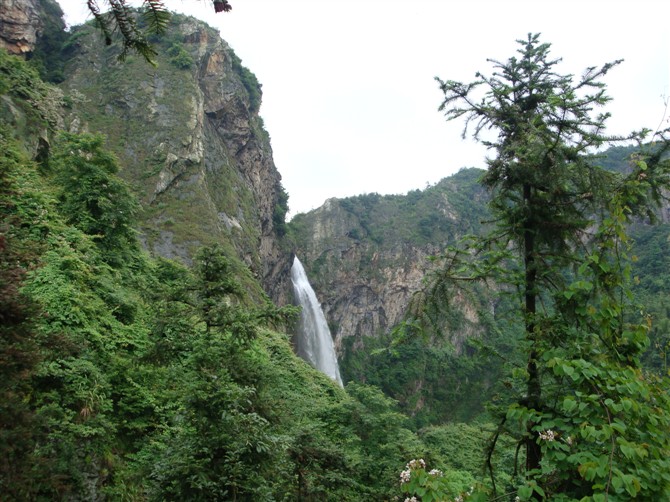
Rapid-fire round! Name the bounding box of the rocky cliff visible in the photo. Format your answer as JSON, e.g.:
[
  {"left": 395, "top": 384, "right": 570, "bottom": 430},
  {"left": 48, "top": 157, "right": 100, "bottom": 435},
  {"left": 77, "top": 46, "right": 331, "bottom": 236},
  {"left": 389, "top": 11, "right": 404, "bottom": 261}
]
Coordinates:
[
  {"left": 0, "top": 0, "right": 44, "bottom": 54},
  {"left": 288, "top": 169, "right": 491, "bottom": 354},
  {"left": 58, "top": 14, "right": 291, "bottom": 297}
]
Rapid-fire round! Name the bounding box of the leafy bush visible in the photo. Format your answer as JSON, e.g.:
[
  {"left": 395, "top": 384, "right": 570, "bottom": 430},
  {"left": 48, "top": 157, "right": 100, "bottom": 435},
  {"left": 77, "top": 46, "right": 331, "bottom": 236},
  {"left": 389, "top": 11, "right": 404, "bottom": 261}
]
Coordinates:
[
  {"left": 49, "top": 132, "right": 139, "bottom": 264},
  {"left": 167, "top": 42, "right": 193, "bottom": 69}
]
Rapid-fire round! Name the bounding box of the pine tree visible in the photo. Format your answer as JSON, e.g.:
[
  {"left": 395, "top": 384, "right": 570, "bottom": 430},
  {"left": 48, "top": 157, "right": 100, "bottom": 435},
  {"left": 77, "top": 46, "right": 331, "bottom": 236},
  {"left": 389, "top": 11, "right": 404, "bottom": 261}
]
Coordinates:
[
  {"left": 84, "top": 0, "right": 231, "bottom": 64},
  {"left": 430, "top": 33, "right": 670, "bottom": 499}
]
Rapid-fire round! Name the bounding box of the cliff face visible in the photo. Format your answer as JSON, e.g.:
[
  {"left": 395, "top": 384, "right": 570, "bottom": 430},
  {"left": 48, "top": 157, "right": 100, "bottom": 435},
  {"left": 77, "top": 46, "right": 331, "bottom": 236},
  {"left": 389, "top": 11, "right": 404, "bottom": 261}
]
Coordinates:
[
  {"left": 59, "top": 15, "right": 290, "bottom": 296},
  {"left": 289, "top": 169, "right": 490, "bottom": 353},
  {"left": 0, "top": 0, "right": 44, "bottom": 54}
]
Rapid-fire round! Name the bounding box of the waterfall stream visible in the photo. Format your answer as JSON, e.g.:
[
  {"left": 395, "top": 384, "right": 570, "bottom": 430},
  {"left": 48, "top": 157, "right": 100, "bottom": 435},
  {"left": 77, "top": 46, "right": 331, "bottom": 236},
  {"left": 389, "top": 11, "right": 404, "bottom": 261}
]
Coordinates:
[{"left": 290, "top": 256, "right": 343, "bottom": 386}]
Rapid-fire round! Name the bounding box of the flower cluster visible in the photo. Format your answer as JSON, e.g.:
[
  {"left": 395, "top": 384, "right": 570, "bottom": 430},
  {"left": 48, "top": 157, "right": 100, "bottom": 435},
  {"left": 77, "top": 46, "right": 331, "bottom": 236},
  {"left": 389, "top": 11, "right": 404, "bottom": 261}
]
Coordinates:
[
  {"left": 404, "top": 497, "right": 418, "bottom": 502},
  {"left": 429, "top": 468, "right": 443, "bottom": 477},
  {"left": 400, "top": 458, "right": 426, "bottom": 485},
  {"left": 408, "top": 458, "right": 426, "bottom": 469},
  {"left": 538, "top": 429, "right": 556, "bottom": 442}
]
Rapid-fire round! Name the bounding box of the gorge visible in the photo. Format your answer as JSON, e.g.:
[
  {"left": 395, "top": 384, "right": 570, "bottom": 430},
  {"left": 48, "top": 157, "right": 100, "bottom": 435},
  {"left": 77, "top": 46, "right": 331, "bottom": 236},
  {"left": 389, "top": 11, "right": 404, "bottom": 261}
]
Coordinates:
[{"left": 2, "top": 1, "right": 670, "bottom": 499}]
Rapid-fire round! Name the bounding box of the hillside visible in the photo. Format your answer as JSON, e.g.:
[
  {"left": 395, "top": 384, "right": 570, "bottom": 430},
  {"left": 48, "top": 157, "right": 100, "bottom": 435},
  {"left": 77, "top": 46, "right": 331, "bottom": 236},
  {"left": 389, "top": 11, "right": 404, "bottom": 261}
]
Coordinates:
[
  {"left": 1, "top": 3, "right": 484, "bottom": 499},
  {"left": 289, "top": 148, "right": 670, "bottom": 423},
  {"left": 2, "top": 1, "right": 670, "bottom": 499}
]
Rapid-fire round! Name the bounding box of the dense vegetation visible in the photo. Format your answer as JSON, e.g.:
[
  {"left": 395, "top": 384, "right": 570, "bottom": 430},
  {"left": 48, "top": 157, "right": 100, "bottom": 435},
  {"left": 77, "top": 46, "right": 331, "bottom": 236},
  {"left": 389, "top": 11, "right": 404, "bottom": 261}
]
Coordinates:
[
  {"left": 414, "top": 34, "right": 670, "bottom": 500},
  {"left": 3, "top": 11, "right": 670, "bottom": 500},
  {"left": 1, "top": 47, "right": 499, "bottom": 501}
]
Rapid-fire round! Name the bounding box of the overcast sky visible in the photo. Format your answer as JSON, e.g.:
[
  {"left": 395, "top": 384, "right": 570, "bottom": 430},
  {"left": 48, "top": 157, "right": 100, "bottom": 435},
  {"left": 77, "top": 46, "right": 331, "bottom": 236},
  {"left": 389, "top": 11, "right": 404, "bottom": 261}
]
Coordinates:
[{"left": 57, "top": 0, "right": 670, "bottom": 216}]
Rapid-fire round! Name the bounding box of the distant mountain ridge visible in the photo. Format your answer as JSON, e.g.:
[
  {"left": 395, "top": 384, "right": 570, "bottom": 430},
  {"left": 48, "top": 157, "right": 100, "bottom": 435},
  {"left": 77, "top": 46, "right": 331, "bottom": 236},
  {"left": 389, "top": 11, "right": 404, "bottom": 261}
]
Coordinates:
[{"left": 288, "top": 149, "right": 670, "bottom": 422}]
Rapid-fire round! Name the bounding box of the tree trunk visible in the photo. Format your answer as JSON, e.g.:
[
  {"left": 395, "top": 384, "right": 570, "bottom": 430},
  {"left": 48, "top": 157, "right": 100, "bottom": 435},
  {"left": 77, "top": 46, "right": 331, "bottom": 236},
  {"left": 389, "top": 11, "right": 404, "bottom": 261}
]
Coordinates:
[{"left": 524, "top": 183, "right": 542, "bottom": 475}]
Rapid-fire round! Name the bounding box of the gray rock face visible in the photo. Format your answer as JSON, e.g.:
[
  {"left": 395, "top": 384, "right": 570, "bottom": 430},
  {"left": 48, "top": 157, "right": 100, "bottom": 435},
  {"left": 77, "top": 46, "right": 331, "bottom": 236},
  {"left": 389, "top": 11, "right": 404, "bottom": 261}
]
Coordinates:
[
  {"left": 289, "top": 172, "right": 491, "bottom": 355},
  {"left": 0, "top": 0, "right": 43, "bottom": 54},
  {"left": 60, "top": 15, "right": 289, "bottom": 295},
  {"left": 297, "top": 219, "right": 441, "bottom": 351}
]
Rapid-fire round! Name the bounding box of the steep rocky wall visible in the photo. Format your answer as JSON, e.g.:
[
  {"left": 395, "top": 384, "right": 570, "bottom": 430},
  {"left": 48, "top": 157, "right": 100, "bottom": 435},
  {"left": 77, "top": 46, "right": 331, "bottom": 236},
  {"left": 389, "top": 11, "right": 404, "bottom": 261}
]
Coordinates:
[
  {"left": 290, "top": 170, "right": 490, "bottom": 353},
  {"left": 292, "top": 204, "right": 445, "bottom": 353},
  {"left": 0, "top": 0, "right": 43, "bottom": 54},
  {"left": 60, "top": 15, "right": 290, "bottom": 296}
]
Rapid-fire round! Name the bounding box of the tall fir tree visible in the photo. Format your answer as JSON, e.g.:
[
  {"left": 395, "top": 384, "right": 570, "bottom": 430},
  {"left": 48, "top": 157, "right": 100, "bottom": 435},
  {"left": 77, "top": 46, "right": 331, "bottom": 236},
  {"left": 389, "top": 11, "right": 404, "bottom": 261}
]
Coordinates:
[{"left": 428, "top": 33, "right": 670, "bottom": 499}]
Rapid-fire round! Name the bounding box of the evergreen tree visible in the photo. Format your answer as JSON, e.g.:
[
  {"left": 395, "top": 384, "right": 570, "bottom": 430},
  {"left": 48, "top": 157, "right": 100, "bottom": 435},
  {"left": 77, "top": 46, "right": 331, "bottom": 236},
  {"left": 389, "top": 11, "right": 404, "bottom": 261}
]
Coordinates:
[
  {"left": 84, "top": 0, "right": 231, "bottom": 64},
  {"left": 427, "top": 33, "right": 670, "bottom": 499}
]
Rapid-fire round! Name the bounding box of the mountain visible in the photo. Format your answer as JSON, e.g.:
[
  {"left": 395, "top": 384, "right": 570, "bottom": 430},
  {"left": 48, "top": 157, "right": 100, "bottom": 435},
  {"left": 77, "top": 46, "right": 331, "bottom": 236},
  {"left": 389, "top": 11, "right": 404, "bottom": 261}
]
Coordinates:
[
  {"left": 288, "top": 168, "right": 489, "bottom": 348},
  {"left": 3, "top": 3, "right": 479, "bottom": 499},
  {"left": 3, "top": 2, "right": 670, "bottom": 497},
  {"left": 284, "top": 169, "right": 497, "bottom": 422},
  {"left": 288, "top": 148, "right": 670, "bottom": 423},
  {"left": 60, "top": 13, "right": 294, "bottom": 299}
]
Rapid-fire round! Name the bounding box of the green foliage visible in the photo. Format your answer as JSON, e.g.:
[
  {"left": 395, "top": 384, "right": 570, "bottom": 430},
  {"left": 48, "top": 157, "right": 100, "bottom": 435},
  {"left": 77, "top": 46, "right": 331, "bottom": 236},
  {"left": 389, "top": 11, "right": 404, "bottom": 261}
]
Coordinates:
[
  {"left": 630, "top": 223, "right": 670, "bottom": 372},
  {"left": 0, "top": 48, "right": 47, "bottom": 101},
  {"left": 341, "top": 330, "right": 503, "bottom": 426},
  {"left": 0, "top": 125, "right": 43, "bottom": 500},
  {"left": 273, "top": 184, "right": 290, "bottom": 237},
  {"left": 49, "top": 132, "right": 140, "bottom": 264},
  {"left": 399, "top": 458, "right": 479, "bottom": 502},
  {"left": 26, "top": 0, "right": 70, "bottom": 83},
  {"left": 231, "top": 51, "right": 263, "bottom": 114},
  {"left": 167, "top": 40, "right": 194, "bottom": 69},
  {"left": 0, "top": 48, "right": 67, "bottom": 133},
  {"left": 426, "top": 33, "right": 670, "bottom": 499}
]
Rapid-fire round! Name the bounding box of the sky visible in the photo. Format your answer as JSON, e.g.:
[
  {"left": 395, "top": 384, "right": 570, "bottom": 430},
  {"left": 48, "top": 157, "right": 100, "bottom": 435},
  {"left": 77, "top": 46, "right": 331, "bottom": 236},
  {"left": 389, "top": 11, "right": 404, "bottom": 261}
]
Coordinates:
[{"left": 56, "top": 0, "right": 670, "bottom": 216}]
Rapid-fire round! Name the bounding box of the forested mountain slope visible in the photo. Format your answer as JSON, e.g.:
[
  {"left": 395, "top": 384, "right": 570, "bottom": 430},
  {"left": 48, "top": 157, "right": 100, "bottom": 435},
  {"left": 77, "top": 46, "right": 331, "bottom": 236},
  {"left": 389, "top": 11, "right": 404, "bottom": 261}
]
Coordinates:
[
  {"left": 289, "top": 147, "right": 670, "bottom": 424},
  {"left": 2, "top": 1, "right": 670, "bottom": 499},
  {"left": 1, "top": 8, "right": 490, "bottom": 499}
]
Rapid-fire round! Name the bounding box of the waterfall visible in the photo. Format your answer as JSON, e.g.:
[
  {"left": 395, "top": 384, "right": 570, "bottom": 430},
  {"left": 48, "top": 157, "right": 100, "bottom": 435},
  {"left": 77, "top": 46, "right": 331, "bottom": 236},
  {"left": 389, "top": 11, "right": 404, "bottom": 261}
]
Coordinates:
[{"left": 290, "top": 256, "right": 343, "bottom": 386}]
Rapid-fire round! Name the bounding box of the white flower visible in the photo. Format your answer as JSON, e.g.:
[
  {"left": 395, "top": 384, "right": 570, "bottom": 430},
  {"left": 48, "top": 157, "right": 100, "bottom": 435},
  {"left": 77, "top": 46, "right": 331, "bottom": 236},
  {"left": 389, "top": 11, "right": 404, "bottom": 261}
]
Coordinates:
[
  {"left": 404, "top": 497, "right": 418, "bottom": 502},
  {"left": 400, "top": 469, "right": 411, "bottom": 484},
  {"left": 538, "top": 429, "right": 556, "bottom": 442},
  {"left": 406, "top": 458, "right": 426, "bottom": 470},
  {"left": 565, "top": 436, "right": 573, "bottom": 446},
  {"left": 428, "top": 468, "right": 443, "bottom": 477}
]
